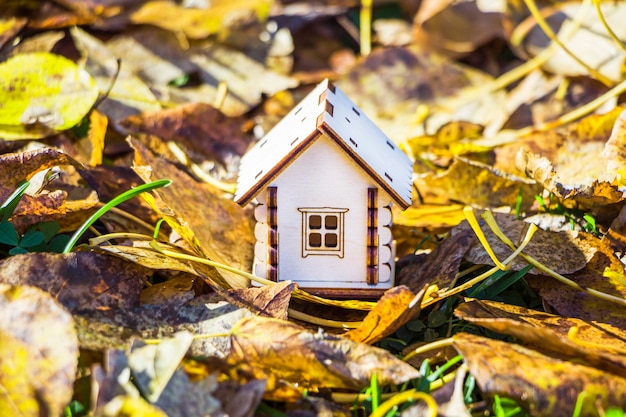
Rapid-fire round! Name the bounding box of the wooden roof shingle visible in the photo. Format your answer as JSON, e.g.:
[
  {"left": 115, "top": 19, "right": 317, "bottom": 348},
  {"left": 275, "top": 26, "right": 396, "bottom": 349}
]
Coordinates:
[{"left": 234, "top": 79, "right": 413, "bottom": 209}]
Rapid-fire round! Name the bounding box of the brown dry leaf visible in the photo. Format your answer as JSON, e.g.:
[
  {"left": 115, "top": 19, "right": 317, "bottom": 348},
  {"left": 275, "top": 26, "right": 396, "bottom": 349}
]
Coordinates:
[
  {"left": 229, "top": 315, "right": 420, "bottom": 392},
  {"left": 336, "top": 45, "right": 506, "bottom": 141},
  {"left": 526, "top": 240, "right": 626, "bottom": 328},
  {"left": 120, "top": 102, "right": 254, "bottom": 166},
  {"left": 71, "top": 26, "right": 162, "bottom": 123},
  {"left": 453, "top": 332, "right": 626, "bottom": 417},
  {"left": 414, "top": 157, "right": 543, "bottom": 210},
  {"left": 0, "top": 252, "right": 148, "bottom": 312},
  {"left": 397, "top": 229, "right": 475, "bottom": 293},
  {"left": 413, "top": 0, "right": 504, "bottom": 56},
  {"left": 344, "top": 285, "right": 425, "bottom": 345},
  {"left": 227, "top": 281, "right": 294, "bottom": 320},
  {"left": 0, "top": 284, "right": 78, "bottom": 417},
  {"left": 213, "top": 379, "right": 266, "bottom": 417},
  {"left": 454, "top": 213, "right": 599, "bottom": 274},
  {"left": 140, "top": 274, "right": 196, "bottom": 307},
  {"left": 75, "top": 293, "right": 255, "bottom": 357},
  {"left": 0, "top": 147, "right": 99, "bottom": 232},
  {"left": 130, "top": 0, "right": 272, "bottom": 39},
  {"left": 0, "top": 147, "right": 82, "bottom": 191},
  {"left": 455, "top": 299, "right": 626, "bottom": 378},
  {"left": 130, "top": 136, "right": 255, "bottom": 289}
]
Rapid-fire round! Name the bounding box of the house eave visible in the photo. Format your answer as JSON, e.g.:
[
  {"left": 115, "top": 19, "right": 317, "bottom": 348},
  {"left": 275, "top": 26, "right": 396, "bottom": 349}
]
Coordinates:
[{"left": 234, "top": 129, "right": 323, "bottom": 206}]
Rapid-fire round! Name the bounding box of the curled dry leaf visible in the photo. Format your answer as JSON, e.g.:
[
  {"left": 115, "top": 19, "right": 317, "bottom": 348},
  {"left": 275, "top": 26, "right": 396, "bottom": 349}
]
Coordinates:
[
  {"left": 0, "top": 147, "right": 82, "bottom": 190},
  {"left": 0, "top": 284, "right": 78, "bottom": 417},
  {"left": 344, "top": 285, "right": 425, "bottom": 345},
  {"left": 0, "top": 252, "right": 148, "bottom": 313},
  {"left": 453, "top": 333, "right": 626, "bottom": 417},
  {"left": 229, "top": 316, "right": 420, "bottom": 392},
  {"left": 130, "top": 137, "right": 255, "bottom": 289},
  {"left": 455, "top": 299, "right": 626, "bottom": 378},
  {"left": 516, "top": 147, "right": 626, "bottom": 211}
]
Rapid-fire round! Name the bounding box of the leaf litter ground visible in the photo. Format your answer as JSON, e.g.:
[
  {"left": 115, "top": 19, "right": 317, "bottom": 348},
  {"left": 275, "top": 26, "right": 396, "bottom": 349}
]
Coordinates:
[{"left": 4, "top": 1, "right": 626, "bottom": 417}]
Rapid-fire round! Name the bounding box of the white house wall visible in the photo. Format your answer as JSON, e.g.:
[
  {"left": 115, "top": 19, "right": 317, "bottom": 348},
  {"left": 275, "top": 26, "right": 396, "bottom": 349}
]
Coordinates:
[{"left": 264, "top": 135, "right": 395, "bottom": 289}]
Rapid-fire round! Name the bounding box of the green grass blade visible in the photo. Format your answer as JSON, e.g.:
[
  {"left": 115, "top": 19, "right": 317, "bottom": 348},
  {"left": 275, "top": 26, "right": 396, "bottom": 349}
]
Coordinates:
[
  {"left": 0, "top": 180, "right": 30, "bottom": 222},
  {"left": 62, "top": 179, "right": 171, "bottom": 253}
]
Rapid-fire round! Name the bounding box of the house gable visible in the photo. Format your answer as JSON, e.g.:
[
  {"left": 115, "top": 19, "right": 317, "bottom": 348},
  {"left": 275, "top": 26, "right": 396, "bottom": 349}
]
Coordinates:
[{"left": 234, "top": 79, "right": 413, "bottom": 209}]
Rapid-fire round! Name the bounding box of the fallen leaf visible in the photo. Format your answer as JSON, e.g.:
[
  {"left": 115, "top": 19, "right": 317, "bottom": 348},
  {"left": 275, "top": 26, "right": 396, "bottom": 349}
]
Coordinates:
[
  {"left": 140, "top": 274, "right": 196, "bottom": 307},
  {"left": 344, "top": 285, "right": 425, "bottom": 345},
  {"left": 75, "top": 293, "right": 255, "bottom": 358},
  {"left": 213, "top": 379, "right": 266, "bottom": 417},
  {"left": 120, "top": 102, "right": 254, "bottom": 166},
  {"left": 454, "top": 332, "right": 626, "bottom": 417},
  {"left": 0, "top": 284, "right": 78, "bottom": 416},
  {"left": 455, "top": 299, "right": 626, "bottom": 378},
  {"left": 0, "top": 52, "right": 98, "bottom": 140},
  {"left": 413, "top": 0, "right": 503, "bottom": 56},
  {"left": 0, "top": 252, "right": 149, "bottom": 312},
  {"left": 516, "top": 147, "right": 625, "bottom": 212},
  {"left": 129, "top": 332, "right": 195, "bottom": 402},
  {"left": 70, "top": 27, "right": 162, "bottom": 123},
  {"left": 515, "top": 2, "right": 626, "bottom": 83},
  {"left": 229, "top": 316, "right": 420, "bottom": 391},
  {"left": 526, "top": 243, "right": 626, "bottom": 328},
  {"left": 130, "top": 0, "right": 272, "bottom": 39},
  {"left": 227, "top": 281, "right": 294, "bottom": 320},
  {"left": 337, "top": 45, "right": 506, "bottom": 141},
  {"left": 454, "top": 213, "right": 599, "bottom": 274},
  {"left": 414, "top": 157, "right": 543, "bottom": 210},
  {"left": 130, "top": 137, "right": 255, "bottom": 289},
  {"left": 170, "top": 43, "right": 298, "bottom": 117},
  {"left": 397, "top": 228, "right": 475, "bottom": 293}
]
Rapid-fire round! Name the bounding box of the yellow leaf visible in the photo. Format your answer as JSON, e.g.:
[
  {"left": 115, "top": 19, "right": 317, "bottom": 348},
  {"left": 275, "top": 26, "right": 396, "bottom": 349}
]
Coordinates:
[
  {"left": 130, "top": 0, "right": 273, "bottom": 39},
  {"left": 0, "top": 52, "right": 98, "bottom": 140}
]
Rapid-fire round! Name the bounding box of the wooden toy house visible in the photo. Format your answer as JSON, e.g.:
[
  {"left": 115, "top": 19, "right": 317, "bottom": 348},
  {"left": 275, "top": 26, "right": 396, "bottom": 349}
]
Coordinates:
[{"left": 235, "top": 79, "right": 412, "bottom": 295}]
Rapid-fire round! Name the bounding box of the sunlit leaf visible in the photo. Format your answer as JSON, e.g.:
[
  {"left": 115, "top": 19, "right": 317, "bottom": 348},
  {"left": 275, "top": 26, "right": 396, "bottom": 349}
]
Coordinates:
[
  {"left": 0, "top": 284, "right": 78, "bottom": 416},
  {"left": 0, "top": 52, "right": 98, "bottom": 140},
  {"left": 229, "top": 316, "right": 420, "bottom": 392},
  {"left": 454, "top": 332, "right": 626, "bottom": 417}
]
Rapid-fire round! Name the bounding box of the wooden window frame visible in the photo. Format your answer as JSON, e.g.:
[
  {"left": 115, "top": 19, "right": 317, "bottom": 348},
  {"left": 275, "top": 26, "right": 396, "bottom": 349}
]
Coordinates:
[{"left": 298, "top": 207, "right": 348, "bottom": 258}]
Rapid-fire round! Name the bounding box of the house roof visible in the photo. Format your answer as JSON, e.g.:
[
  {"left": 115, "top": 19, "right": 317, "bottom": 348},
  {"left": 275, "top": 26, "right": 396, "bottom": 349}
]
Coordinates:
[{"left": 234, "top": 79, "right": 413, "bottom": 209}]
